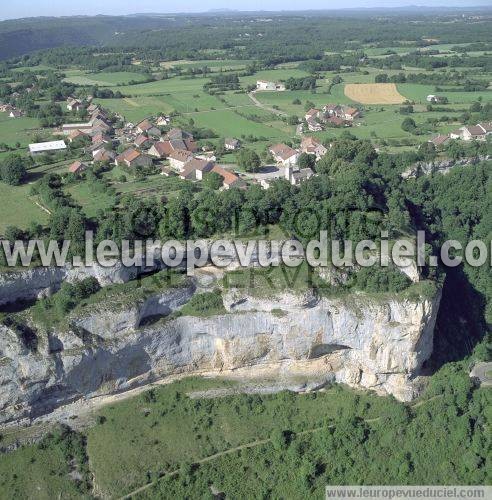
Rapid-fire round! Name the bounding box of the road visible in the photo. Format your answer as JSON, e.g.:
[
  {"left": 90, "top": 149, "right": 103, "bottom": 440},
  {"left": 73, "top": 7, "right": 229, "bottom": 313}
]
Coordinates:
[{"left": 248, "top": 91, "right": 288, "bottom": 117}]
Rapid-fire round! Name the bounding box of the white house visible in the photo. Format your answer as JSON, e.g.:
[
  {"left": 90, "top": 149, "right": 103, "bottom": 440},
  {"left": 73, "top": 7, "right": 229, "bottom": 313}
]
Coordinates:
[
  {"left": 225, "top": 138, "right": 240, "bottom": 150},
  {"left": 169, "top": 150, "right": 193, "bottom": 172},
  {"left": 66, "top": 97, "right": 86, "bottom": 111},
  {"left": 269, "top": 143, "right": 299, "bottom": 167},
  {"left": 29, "top": 140, "right": 67, "bottom": 156},
  {"left": 256, "top": 80, "right": 285, "bottom": 91},
  {"left": 285, "top": 165, "right": 314, "bottom": 186},
  {"left": 156, "top": 115, "right": 170, "bottom": 126},
  {"left": 461, "top": 124, "right": 488, "bottom": 141},
  {"left": 179, "top": 158, "right": 215, "bottom": 180}
]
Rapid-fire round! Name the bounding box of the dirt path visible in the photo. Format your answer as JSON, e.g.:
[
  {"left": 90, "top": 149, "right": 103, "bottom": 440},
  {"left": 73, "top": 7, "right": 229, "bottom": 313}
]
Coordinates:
[
  {"left": 119, "top": 418, "right": 384, "bottom": 499},
  {"left": 117, "top": 393, "right": 441, "bottom": 499},
  {"left": 248, "top": 91, "right": 288, "bottom": 117},
  {"left": 119, "top": 438, "right": 271, "bottom": 499},
  {"left": 32, "top": 200, "right": 52, "bottom": 215}
]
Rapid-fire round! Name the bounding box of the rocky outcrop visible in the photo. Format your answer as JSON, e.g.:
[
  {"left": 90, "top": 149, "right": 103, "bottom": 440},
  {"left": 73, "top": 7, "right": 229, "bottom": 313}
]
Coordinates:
[
  {"left": 0, "top": 240, "right": 298, "bottom": 307},
  {"left": 0, "top": 278, "right": 441, "bottom": 424},
  {"left": 0, "top": 262, "right": 143, "bottom": 306},
  {"left": 402, "top": 155, "right": 490, "bottom": 179}
]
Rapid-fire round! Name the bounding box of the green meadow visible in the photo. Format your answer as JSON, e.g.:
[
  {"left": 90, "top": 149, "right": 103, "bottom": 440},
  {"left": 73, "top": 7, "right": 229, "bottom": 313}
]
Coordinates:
[
  {"left": 189, "top": 108, "right": 292, "bottom": 140},
  {"left": 397, "top": 84, "right": 492, "bottom": 104},
  {"left": 63, "top": 70, "right": 148, "bottom": 86},
  {"left": 0, "top": 181, "right": 49, "bottom": 233},
  {"left": 0, "top": 114, "right": 42, "bottom": 147}
]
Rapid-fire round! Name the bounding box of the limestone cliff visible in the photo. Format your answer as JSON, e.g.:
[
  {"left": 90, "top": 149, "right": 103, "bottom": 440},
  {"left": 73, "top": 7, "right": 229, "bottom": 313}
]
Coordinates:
[{"left": 0, "top": 275, "right": 441, "bottom": 424}]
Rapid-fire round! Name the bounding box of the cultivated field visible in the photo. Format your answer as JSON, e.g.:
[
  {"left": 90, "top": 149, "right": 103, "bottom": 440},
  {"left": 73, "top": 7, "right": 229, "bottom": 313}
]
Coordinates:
[
  {"left": 63, "top": 71, "right": 148, "bottom": 87},
  {"left": 344, "top": 83, "right": 406, "bottom": 104}
]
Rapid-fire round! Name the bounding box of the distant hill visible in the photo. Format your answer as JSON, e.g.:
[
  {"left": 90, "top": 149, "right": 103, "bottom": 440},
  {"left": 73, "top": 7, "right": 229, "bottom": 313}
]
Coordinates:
[
  {"left": 0, "top": 8, "right": 491, "bottom": 61},
  {"left": 0, "top": 15, "right": 183, "bottom": 60}
]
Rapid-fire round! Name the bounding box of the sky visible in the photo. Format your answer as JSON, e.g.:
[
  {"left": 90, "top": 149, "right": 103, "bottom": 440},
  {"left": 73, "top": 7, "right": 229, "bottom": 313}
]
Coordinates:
[{"left": 1, "top": 0, "right": 491, "bottom": 21}]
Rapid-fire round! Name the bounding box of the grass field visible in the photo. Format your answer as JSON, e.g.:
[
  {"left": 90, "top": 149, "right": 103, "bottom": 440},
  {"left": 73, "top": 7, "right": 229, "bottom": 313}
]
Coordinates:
[
  {"left": 66, "top": 182, "right": 116, "bottom": 218},
  {"left": 118, "top": 76, "right": 209, "bottom": 96},
  {"left": 161, "top": 59, "right": 253, "bottom": 70},
  {"left": 398, "top": 84, "right": 492, "bottom": 105},
  {"left": 345, "top": 83, "right": 406, "bottom": 104},
  {"left": 108, "top": 170, "right": 189, "bottom": 199},
  {"left": 189, "top": 108, "right": 292, "bottom": 140},
  {"left": 63, "top": 71, "right": 148, "bottom": 87},
  {"left": 0, "top": 114, "right": 42, "bottom": 147},
  {"left": 0, "top": 182, "right": 49, "bottom": 234}
]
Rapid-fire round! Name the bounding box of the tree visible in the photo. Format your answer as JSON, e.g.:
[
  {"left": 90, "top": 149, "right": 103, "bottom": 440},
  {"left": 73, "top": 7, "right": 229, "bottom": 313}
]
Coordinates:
[
  {"left": 237, "top": 148, "right": 261, "bottom": 173},
  {"left": 469, "top": 101, "right": 482, "bottom": 113},
  {"left": 0, "top": 154, "right": 27, "bottom": 185},
  {"left": 401, "top": 117, "right": 417, "bottom": 134},
  {"left": 287, "top": 115, "right": 299, "bottom": 125},
  {"left": 297, "top": 153, "right": 315, "bottom": 169},
  {"left": 203, "top": 172, "right": 223, "bottom": 190},
  {"left": 419, "top": 141, "right": 437, "bottom": 161},
  {"left": 304, "top": 101, "right": 315, "bottom": 111}
]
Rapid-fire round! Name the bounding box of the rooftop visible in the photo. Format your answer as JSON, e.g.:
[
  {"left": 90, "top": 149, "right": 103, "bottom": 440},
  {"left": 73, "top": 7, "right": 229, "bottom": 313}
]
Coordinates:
[{"left": 29, "top": 140, "right": 67, "bottom": 153}]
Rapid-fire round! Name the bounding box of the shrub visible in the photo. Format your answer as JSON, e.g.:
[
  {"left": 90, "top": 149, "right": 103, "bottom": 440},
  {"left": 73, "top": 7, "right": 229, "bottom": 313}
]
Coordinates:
[{"left": 180, "top": 290, "right": 226, "bottom": 317}]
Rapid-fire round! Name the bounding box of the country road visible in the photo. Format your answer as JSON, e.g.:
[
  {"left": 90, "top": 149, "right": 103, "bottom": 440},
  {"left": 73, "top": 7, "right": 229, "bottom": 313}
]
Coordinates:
[{"left": 248, "top": 91, "right": 288, "bottom": 117}]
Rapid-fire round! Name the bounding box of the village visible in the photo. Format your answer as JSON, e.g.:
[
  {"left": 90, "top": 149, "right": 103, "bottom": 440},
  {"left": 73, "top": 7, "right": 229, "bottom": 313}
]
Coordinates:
[
  {"left": 0, "top": 8, "right": 491, "bottom": 499},
  {"left": 9, "top": 89, "right": 489, "bottom": 197},
  {"left": 14, "top": 94, "right": 340, "bottom": 192}
]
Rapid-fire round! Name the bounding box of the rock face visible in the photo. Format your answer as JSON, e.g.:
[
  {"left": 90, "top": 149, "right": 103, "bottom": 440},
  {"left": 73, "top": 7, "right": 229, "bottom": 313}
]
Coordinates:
[
  {"left": 402, "top": 155, "right": 490, "bottom": 179},
  {"left": 0, "top": 262, "right": 142, "bottom": 306},
  {"left": 0, "top": 240, "right": 300, "bottom": 306},
  {"left": 0, "top": 279, "right": 441, "bottom": 424}
]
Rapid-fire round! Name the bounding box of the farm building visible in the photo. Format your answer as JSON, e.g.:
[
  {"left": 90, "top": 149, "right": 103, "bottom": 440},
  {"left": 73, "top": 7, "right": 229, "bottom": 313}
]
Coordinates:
[
  {"left": 300, "top": 137, "right": 327, "bottom": 159},
  {"left": 134, "top": 134, "right": 154, "bottom": 149},
  {"left": 256, "top": 80, "right": 286, "bottom": 91},
  {"left": 179, "top": 158, "right": 215, "bottom": 180},
  {"left": 136, "top": 119, "right": 161, "bottom": 137},
  {"left": 156, "top": 116, "right": 170, "bottom": 126},
  {"left": 115, "top": 148, "right": 152, "bottom": 168},
  {"left": 29, "top": 140, "right": 67, "bottom": 156},
  {"left": 225, "top": 138, "right": 241, "bottom": 150},
  {"left": 452, "top": 123, "right": 492, "bottom": 141},
  {"left": 285, "top": 165, "right": 315, "bottom": 186},
  {"left": 306, "top": 116, "right": 322, "bottom": 132},
  {"left": 148, "top": 142, "right": 169, "bottom": 159},
  {"left": 68, "top": 160, "right": 88, "bottom": 175},
  {"left": 211, "top": 165, "right": 246, "bottom": 190},
  {"left": 66, "top": 97, "right": 87, "bottom": 111},
  {"left": 62, "top": 122, "right": 93, "bottom": 135},
  {"left": 426, "top": 95, "right": 446, "bottom": 104},
  {"left": 93, "top": 149, "right": 116, "bottom": 163},
  {"left": 68, "top": 129, "right": 89, "bottom": 143}
]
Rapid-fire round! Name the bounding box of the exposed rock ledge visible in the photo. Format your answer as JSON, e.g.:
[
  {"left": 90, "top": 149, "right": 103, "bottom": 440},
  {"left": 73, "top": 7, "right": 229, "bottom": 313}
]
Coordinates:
[
  {"left": 402, "top": 154, "right": 490, "bottom": 179},
  {"left": 0, "top": 279, "right": 441, "bottom": 425}
]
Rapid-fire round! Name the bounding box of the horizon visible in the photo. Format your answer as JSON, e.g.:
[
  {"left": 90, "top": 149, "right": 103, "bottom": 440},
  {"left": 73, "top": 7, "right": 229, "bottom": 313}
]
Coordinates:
[{"left": 1, "top": 1, "right": 492, "bottom": 22}]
